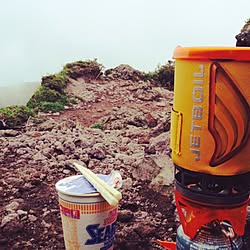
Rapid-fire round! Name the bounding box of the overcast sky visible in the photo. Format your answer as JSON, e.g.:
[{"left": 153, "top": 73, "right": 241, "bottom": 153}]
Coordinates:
[{"left": 0, "top": 0, "right": 249, "bottom": 86}]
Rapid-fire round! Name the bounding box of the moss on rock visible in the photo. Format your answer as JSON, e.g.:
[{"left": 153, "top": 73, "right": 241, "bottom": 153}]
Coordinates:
[
  {"left": 62, "top": 59, "right": 104, "bottom": 80},
  {"left": 0, "top": 105, "right": 34, "bottom": 128},
  {"left": 41, "top": 74, "right": 68, "bottom": 93},
  {"left": 27, "top": 86, "right": 69, "bottom": 112}
]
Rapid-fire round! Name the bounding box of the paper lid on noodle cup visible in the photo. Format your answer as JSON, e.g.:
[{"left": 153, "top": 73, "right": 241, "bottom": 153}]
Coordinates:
[
  {"left": 173, "top": 46, "right": 250, "bottom": 61},
  {"left": 56, "top": 171, "right": 122, "bottom": 197}
]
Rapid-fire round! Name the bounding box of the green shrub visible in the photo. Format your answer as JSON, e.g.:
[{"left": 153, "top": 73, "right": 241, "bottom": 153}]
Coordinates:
[
  {"left": 0, "top": 105, "right": 34, "bottom": 128},
  {"left": 64, "top": 59, "right": 103, "bottom": 71},
  {"left": 157, "top": 61, "right": 175, "bottom": 90},
  {"left": 145, "top": 60, "right": 175, "bottom": 90},
  {"left": 62, "top": 59, "right": 104, "bottom": 79},
  {"left": 30, "top": 86, "right": 63, "bottom": 103},
  {"left": 41, "top": 74, "right": 68, "bottom": 93},
  {"left": 144, "top": 71, "right": 157, "bottom": 81},
  {"left": 27, "top": 68, "right": 71, "bottom": 113},
  {"left": 91, "top": 122, "right": 104, "bottom": 130},
  {"left": 27, "top": 86, "right": 69, "bottom": 111},
  {"left": 39, "top": 102, "right": 65, "bottom": 112}
]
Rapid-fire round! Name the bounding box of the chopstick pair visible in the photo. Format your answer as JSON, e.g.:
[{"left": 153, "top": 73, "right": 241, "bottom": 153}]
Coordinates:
[{"left": 73, "top": 162, "right": 122, "bottom": 206}]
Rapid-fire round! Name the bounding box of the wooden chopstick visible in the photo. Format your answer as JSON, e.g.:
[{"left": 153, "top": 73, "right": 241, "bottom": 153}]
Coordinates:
[{"left": 73, "top": 162, "right": 122, "bottom": 206}]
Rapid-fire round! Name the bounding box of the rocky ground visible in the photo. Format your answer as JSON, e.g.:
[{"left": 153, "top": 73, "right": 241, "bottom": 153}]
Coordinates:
[{"left": 0, "top": 65, "right": 249, "bottom": 250}]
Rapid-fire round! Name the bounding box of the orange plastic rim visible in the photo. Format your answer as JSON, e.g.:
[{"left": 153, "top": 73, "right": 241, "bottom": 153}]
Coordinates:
[{"left": 173, "top": 46, "right": 250, "bottom": 61}]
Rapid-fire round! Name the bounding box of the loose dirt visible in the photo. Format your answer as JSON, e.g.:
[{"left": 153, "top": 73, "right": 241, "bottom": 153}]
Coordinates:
[{"left": 0, "top": 67, "right": 249, "bottom": 250}]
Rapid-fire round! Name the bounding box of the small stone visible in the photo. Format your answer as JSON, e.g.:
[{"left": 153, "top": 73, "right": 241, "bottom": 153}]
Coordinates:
[
  {"left": 28, "top": 215, "right": 37, "bottom": 222},
  {"left": 40, "top": 174, "right": 47, "bottom": 180},
  {"left": 1, "top": 130, "right": 19, "bottom": 137},
  {"left": 1, "top": 213, "right": 18, "bottom": 227},
  {"left": 41, "top": 220, "right": 51, "bottom": 228},
  {"left": 112, "top": 107, "right": 119, "bottom": 111},
  {"left": 5, "top": 201, "right": 20, "bottom": 212},
  {"left": 88, "top": 148, "right": 106, "bottom": 160},
  {"left": 156, "top": 101, "right": 166, "bottom": 107},
  {"left": 155, "top": 212, "right": 162, "bottom": 219},
  {"left": 33, "top": 152, "right": 47, "bottom": 161},
  {"left": 63, "top": 169, "right": 71, "bottom": 175},
  {"left": 118, "top": 210, "right": 134, "bottom": 223},
  {"left": 16, "top": 148, "right": 28, "bottom": 155},
  {"left": 57, "top": 155, "right": 67, "bottom": 161},
  {"left": 29, "top": 210, "right": 35, "bottom": 214},
  {"left": 17, "top": 210, "right": 28, "bottom": 216}
]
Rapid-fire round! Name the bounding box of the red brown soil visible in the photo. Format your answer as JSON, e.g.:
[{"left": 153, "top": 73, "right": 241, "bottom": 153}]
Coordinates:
[{"left": 1, "top": 73, "right": 249, "bottom": 250}]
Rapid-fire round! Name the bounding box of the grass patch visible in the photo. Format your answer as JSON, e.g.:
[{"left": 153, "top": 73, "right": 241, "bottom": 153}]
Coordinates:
[
  {"left": 0, "top": 105, "right": 34, "bottom": 128},
  {"left": 91, "top": 122, "right": 104, "bottom": 130},
  {"left": 27, "top": 66, "right": 70, "bottom": 113},
  {"left": 39, "top": 102, "right": 65, "bottom": 113},
  {"left": 27, "top": 86, "right": 69, "bottom": 112}
]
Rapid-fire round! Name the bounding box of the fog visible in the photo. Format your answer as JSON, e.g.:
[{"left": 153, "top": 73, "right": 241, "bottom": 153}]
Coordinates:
[
  {"left": 0, "top": 82, "right": 40, "bottom": 108},
  {"left": 0, "top": 0, "right": 249, "bottom": 87}
]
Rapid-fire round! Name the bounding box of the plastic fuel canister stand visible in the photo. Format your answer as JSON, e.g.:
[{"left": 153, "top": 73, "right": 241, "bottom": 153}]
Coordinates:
[{"left": 171, "top": 46, "right": 250, "bottom": 176}]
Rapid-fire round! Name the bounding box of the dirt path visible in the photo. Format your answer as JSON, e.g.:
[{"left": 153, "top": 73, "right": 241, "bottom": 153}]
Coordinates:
[{"left": 51, "top": 78, "right": 173, "bottom": 128}]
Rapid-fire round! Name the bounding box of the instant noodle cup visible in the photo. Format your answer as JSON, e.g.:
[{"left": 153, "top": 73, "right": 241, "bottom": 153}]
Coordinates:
[{"left": 56, "top": 174, "right": 120, "bottom": 250}]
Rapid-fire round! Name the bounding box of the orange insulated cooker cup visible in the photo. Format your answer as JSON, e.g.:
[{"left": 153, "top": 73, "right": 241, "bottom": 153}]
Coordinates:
[{"left": 171, "top": 46, "right": 250, "bottom": 176}]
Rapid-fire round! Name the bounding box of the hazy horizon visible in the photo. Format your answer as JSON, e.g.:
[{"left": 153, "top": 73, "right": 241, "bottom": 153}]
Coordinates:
[
  {"left": 0, "top": 82, "right": 40, "bottom": 108},
  {"left": 0, "top": 0, "right": 249, "bottom": 87}
]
